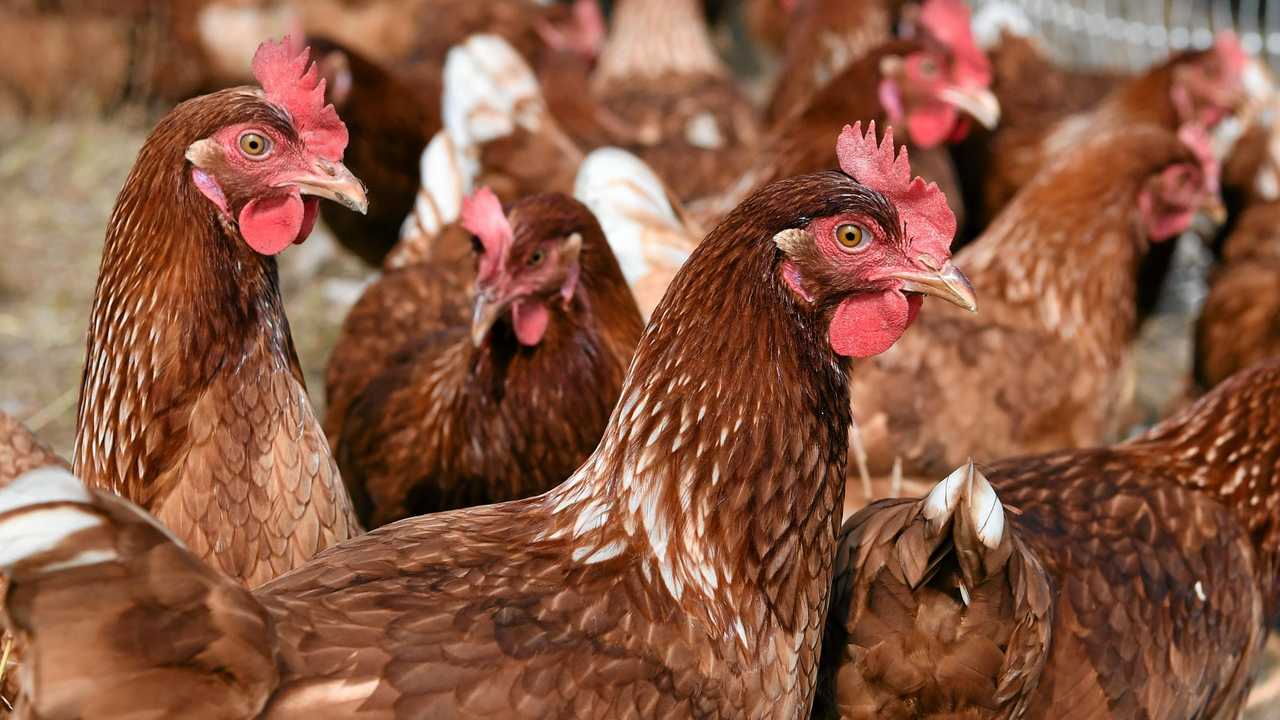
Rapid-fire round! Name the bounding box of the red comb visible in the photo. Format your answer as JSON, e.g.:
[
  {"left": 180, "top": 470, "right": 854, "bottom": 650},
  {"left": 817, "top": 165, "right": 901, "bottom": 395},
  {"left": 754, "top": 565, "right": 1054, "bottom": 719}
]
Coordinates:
[
  {"left": 251, "top": 35, "right": 348, "bottom": 160},
  {"left": 919, "top": 0, "right": 991, "bottom": 87},
  {"left": 461, "top": 187, "right": 514, "bottom": 257},
  {"left": 837, "top": 122, "right": 956, "bottom": 262},
  {"left": 1178, "top": 123, "right": 1220, "bottom": 194},
  {"left": 1213, "top": 31, "right": 1248, "bottom": 78}
]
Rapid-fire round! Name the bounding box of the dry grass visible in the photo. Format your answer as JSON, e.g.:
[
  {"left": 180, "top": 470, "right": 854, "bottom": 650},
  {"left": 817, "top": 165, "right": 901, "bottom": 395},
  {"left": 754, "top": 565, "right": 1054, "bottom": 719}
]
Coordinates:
[{"left": 0, "top": 114, "right": 1277, "bottom": 716}]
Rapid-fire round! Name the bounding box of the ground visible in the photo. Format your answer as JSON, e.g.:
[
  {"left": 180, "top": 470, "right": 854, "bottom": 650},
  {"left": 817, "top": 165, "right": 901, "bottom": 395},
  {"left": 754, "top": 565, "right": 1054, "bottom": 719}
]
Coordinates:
[{"left": 0, "top": 114, "right": 1277, "bottom": 716}]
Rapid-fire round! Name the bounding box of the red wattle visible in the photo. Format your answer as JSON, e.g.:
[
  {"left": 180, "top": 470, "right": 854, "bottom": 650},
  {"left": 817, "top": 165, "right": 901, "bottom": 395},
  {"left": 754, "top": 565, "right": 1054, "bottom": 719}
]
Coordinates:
[
  {"left": 296, "top": 197, "right": 320, "bottom": 245},
  {"left": 907, "top": 103, "right": 959, "bottom": 148},
  {"left": 512, "top": 299, "right": 550, "bottom": 347},
  {"left": 829, "top": 290, "right": 912, "bottom": 358},
  {"left": 239, "top": 192, "right": 304, "bottom": 256}
]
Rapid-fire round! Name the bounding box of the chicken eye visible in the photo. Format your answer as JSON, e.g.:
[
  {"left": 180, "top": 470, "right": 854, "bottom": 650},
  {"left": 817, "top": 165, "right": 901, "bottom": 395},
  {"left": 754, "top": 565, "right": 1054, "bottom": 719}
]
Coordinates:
[
  {"left": 528, "top": 249, "right": 545, "bottom": 266},
  {"left": 835, "top": 223, "right": 870, "bottom": 252},
  {"left": 238, "top": 132, "right": 271, "bottom": 158},
  {"left": 918, "top": 57, "right": 938, "bottom": 77}
]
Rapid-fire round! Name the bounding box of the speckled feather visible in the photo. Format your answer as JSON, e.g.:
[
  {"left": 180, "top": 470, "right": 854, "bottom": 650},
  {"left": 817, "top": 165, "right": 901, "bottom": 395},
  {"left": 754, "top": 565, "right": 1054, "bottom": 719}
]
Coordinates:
[
  {"left": 1195, "top": 200, "right": 1280, "bottom": 390},
  {"left": 2, "top": 170, "right": 913, "bottom": 718},
  {"left": 818, "top": 359, "right": 1280, "bottom": 718},
  {"left": 328, "top": 194, "right": 643, "bottom": 526},
  {"left": 73, "top": 89, "right": 360, "bottom": 588},
  {"left": 846, "top": 126, "right": 1201, "bottom": 493},
  {"left": 0, "top": 414, "right": 65, "bottom": 486}
]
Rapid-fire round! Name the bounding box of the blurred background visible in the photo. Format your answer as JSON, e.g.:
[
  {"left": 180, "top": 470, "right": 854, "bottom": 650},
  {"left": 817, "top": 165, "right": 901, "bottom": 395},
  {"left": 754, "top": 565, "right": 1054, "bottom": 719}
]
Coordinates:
[{"left": 0, "top": 2, "right": 1277, "bottom": 713}]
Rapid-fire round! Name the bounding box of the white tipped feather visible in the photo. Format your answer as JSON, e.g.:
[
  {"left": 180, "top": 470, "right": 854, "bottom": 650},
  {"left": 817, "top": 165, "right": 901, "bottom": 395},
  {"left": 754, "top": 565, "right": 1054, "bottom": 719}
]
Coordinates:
[
  {"left": 400, "top": 131, "right": 471, "bottom": 247},
  {"left": 0, "top": 468, "right": 108, "bottom": 570},
  {"left": 574, "top": 148, "right": 698, "bottom": 318},
  {"left": 922, "top": 463, "right": 968, "bottom": 527},
  {"left": 965, "top": 468, "right": 1005, "bottom": 549},
  {"left": 0, "top": 467, "right": 90, "bottom": 516},
  {"left": 443, "top": 33, "right": 546, "bottom": 182}
]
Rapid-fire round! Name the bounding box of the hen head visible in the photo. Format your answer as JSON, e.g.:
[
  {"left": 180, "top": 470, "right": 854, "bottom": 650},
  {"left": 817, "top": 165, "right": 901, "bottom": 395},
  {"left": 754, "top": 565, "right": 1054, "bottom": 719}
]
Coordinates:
[
  {"left": 1171, "top": 32, "right": 1250, "bottom": 130},
  {"left": 881, "top": 0, "right": 999, "bottom": 147},
  {"left": 1139, "top": 124, "right": 1222, "bottom": 242},
  {"left": 464, "top": 188, "right": 594, "bottom": 348},
  {"left": 773, "top": 122, "right": 977, "bottom": 358},
  {"left": 186, "top": 36, "right": 367, "bottom": 257}
]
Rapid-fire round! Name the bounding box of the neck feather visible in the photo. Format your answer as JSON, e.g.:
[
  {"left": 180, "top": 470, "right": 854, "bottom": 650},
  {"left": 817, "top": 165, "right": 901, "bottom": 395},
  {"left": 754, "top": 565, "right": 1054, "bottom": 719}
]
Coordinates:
[
  {"left": 592, "top": 0, "right": 725, "bottom": 89},
  {"left": 541, "top": 210, "right": 851, "bottom": 651}
]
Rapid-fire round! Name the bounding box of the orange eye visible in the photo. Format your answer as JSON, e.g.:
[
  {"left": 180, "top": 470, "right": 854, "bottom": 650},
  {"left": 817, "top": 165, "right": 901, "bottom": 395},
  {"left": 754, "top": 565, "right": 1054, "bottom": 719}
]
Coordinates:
[
  {"left": 835, "top": 223, "right": 870, "bottom": 252},
  {"left": 238, "top": 132, "right": 271, "bottom": 158}
]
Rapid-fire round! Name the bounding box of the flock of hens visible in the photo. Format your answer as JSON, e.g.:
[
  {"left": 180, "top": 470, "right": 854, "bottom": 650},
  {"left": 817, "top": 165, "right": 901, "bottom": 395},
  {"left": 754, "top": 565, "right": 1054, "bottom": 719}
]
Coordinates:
[{"left": 3, "top": 0, "right": 1280, "bottom": 717}]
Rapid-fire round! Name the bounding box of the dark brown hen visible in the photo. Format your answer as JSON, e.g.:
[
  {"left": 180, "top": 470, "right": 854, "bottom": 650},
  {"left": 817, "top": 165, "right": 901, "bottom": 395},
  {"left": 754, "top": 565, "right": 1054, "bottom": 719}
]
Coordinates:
[
  {"left": 72, "top": 37, "right": 363, "bottom": 587},
  {"left": 0, "top": 126, "right": 976, "bottom": 718},
  {"left": 327, "top": 191, "right": 643, "bottom": 527},
  {"left": 817, "top": 358, "right": 1280, "bottom": 719},
  {"left": 845, "top": 123, "right": 1219, "bottom": 513}
]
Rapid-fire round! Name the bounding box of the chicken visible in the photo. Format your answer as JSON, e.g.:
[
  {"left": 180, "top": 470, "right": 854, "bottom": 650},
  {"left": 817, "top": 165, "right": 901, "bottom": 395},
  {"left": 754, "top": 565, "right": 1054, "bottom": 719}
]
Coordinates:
[
  {"left": 327, "top": 189, "right": 643, "bottom": 527},
  {"left": 0, "top": 413, "right": 64, "bottom": 486},
  {"left": 952, "top": 29, "right": 1125, "bottom": 240},
  {"left": 845, "top": 123, "right": 1220, "bottom": 512},
  {"left": 816, "top": 358, "right": 1280, "bottom": 718},
  {"left": 72, "top": 37, "right": 364, "bottom": 588},
  {"left": 1195, "top": 203, "right": 1280, "bottom": 392},
  {"left": 586, "top": 0, "right": 761, "bottom": 203},
  {"left": 305, "top": 36, "right": 434, "bottom": 266},
  {"left": 762, "top": 0, "right": 898, "bottom": 126},
  {"left": 979, "top": 33, "right": 1248, "bottom": 231},
  {"left": 0, "top": 124, "right": 977, "bottom": 718},
  {"left": 690, "top": 37, "right": 996, "bottom": 230},
  {"left": 394, "top": 37, "right": 701, "bottom": 319}
]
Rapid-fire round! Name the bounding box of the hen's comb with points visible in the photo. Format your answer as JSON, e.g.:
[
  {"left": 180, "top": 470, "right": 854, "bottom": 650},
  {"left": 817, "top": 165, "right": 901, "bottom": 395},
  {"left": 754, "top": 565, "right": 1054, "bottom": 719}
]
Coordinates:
[
  {"left": 919, "top": 0, "right": 991, "bottom": 88},
  {"left": 837, "top": 122, "right": 956, "bottom": 261},
  {"left": 461, "top": 186, "right": 515, "bottom": 266},
  {"left": 251, "top": 35, "right": 348, "bottom": 161}
]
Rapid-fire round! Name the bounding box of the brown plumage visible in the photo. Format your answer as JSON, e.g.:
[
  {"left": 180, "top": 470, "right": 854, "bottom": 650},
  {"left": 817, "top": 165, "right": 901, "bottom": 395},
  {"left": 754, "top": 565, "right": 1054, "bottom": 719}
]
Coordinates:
[
  {"left": 587, "top": 0, "right": 761, "bottom": 203},
  {"left": 1195, "top": 199, "right": 1280, "bottom": 391},
  {"left": 817, "top": 358, "right": 1280, "bottom": 718},
  {"left": 692, "top": 38, "right": 992, "bottom": 235},
  {"left": 978, "top": 38, "right": 1247, "bottom": 230},
  {"left": 72, "top": 42, "right": 363, "bottom": 588},
  {"left": 953, "top": 30, "right": 1124, "bottom": 239},
  {"left": 0, "top": 413, "right": 64, "bottom": 486},
  {"left": 763, "top": 0, "right": 899, "bottom": 126},
  {"left": 845, "top": 125, "right": 1216, "bottom": 509},
  {"left": 327, "top": 193, "right": 643, "bottom": 527},
  {"left": 0, "top": 139, "right": 980, "bottom": 716}
]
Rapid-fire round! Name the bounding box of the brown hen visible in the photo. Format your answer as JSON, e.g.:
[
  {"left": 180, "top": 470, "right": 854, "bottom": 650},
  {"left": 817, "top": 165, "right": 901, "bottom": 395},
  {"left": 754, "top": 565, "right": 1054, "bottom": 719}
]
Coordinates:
[
  {"left": 72, "top": 38, "right": 363, "bottom": 587},
  {"left": 0, "top": 126, "right": 976, "bottom": 719},
  {"left": 817, "top": 358, "right": 1280, "bottom": 718},
  {"left": 846, "top": 123, "right": 1219, "bottom": 512},
  {"left": 587, "top": 0, "right": 761, "bottom": 203},
  {"left": 327, "top": 191, "right": 643, "bottom": 527}
]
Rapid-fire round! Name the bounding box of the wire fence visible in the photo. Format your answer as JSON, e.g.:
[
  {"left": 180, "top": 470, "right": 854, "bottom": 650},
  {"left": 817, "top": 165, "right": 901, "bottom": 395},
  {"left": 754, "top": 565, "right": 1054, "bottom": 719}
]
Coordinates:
[{"left": 971, "top": 0, "right": 1280, "bottom": 71}]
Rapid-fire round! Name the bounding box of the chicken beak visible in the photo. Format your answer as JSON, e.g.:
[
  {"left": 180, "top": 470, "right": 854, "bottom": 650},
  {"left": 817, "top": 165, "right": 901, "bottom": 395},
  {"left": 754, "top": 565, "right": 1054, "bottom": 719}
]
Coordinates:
[
  {"left": 471, "top": 289, "right": 505, "bottom": 347},
  {"left": 889, "top": 262, "right": 978, "bottom": 313},
  {"left": 1201, "top": 192, "right": 1228, "bottom": 226},
  {"left": 939, "top": 86, "right": 1001, "bottom": 129},
  {"left": 290, "top": 158, "right": 369, "bottom": 214}
]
